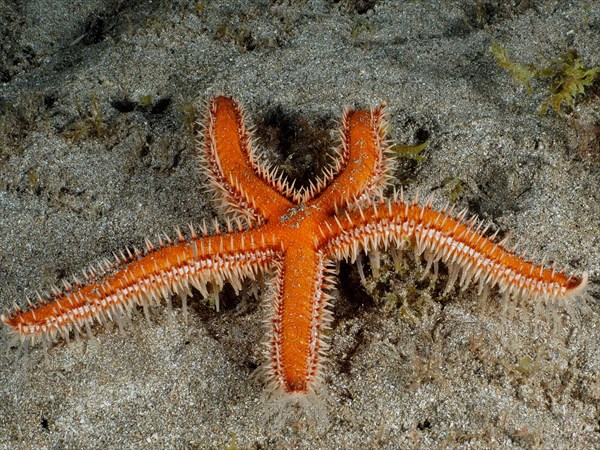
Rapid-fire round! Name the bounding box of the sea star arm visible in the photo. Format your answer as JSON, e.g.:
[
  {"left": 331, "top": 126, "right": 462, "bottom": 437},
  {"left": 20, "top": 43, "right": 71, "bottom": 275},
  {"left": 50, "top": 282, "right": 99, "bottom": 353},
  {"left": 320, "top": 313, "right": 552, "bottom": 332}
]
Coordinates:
[
  {"left": 198, "top": 96, "right": 295, "bottom": 224},
  {"left": 2, "top": 230, "right": 280, "bottom": 347},
  {"left": 307, "top": 104, "right": 395, "bottom": 212},
  {"left": 262, "top": 244, "right": 334, "bottom": 394},
  {"left": 320, "top": 195, "right": 588, "bottom": 304}
]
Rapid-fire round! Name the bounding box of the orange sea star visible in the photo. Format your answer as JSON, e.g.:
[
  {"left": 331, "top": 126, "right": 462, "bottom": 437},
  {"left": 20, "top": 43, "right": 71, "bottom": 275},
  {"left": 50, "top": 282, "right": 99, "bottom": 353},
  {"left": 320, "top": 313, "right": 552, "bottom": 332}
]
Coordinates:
[{"left": 2, "top": 96, "right": 588, "bottom": 396}]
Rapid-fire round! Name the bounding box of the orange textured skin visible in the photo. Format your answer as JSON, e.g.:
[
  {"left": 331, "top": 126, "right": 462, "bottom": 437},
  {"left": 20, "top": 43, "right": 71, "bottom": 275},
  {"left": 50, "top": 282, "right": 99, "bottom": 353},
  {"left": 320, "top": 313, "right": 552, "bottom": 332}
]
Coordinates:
[{"left": 2, "top": 96, "right": 587, "bottom": 396}]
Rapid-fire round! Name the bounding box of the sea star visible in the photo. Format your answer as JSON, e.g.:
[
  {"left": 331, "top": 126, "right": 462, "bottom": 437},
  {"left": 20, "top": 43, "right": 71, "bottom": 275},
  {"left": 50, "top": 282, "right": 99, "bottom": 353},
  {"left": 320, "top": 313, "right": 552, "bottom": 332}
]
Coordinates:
[{"left": 2, "top": 96, "right": 588, "bottom": 396}]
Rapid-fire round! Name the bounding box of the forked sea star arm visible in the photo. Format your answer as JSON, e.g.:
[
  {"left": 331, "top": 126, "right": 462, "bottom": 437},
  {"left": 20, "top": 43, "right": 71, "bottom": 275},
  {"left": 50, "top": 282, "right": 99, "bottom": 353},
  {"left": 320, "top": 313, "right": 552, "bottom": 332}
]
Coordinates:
[
  {"left": 320, "top": 195, "right": 588, "bottom": 304},
  {"left": 2, "top": 230, "right": 281, "bottom": 347},
  {"left": 199, "top": 96, "right": 295, "bottom": 223},
  {"left": 308, "top": 104, "right": 394, "bottom": 211}
]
